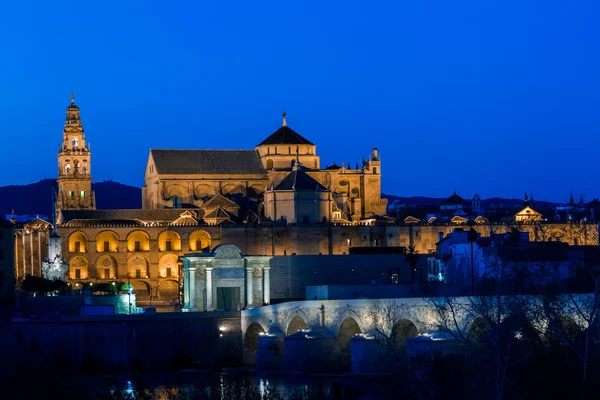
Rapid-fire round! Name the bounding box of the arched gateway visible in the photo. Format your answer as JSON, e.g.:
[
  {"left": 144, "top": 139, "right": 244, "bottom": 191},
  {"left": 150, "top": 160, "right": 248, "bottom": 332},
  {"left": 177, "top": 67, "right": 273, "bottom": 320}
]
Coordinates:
[{"left": 180, "top": 244, "right": 272, "bottom": 311}]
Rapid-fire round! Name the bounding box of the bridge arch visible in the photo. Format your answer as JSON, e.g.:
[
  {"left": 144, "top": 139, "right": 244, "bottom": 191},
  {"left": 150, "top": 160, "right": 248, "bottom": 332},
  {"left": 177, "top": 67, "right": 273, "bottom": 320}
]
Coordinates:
[
  {"left": 334, "top": 315, "right": 363, "bottom": 371},
  {"left": 244, "top": 322, "right": 267, "bottom": 354},
  {"left": 391, "top": 318, "right": 419, "bottom": 355},
  {"left": 286, "top": 314, "right": 308, "bottom": 336},
  {"left": 332, "top": 309, "right": 365, "bottom": 337}
]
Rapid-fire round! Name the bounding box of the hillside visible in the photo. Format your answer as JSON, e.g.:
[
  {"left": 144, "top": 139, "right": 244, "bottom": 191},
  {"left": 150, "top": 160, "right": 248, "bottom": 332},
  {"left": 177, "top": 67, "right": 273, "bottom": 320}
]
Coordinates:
[
  {"left": 0, "top": 180, "right": 558, "bottom": 218},
  {"left": 381, "top": 194, "right": 557, "bottom": 210},
  {"left": 0, "top": 179, "right": 142, "bottom": 217}
]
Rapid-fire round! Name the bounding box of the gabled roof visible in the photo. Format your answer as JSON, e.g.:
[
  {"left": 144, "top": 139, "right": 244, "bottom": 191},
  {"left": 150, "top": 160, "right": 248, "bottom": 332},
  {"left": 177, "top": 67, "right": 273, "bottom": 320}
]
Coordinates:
[
  {"left": 404, "top": 216, "right": 421, "bottom": 224},
  {"left": 150, "top": 149, "right": 266, "bottom": 175},
  {"left": 170, "top": 210, "right": 199, "bottom": 226},
  {"left": 451, "top": 215, "right": 468, "bottom": 224},
  {"left": 257, "top": 126, "right": 314, "bottom": 146},
  {"left": 515, "top": 206, "right": 542, "bottom": 217},
  {"left": 325, "top": 163, "right": 342, "bottom": 170},
  {"left": 24, "top": 216, "right": 51, "bottom": 228},
  {"left": 201, "top": 194, "right": 240, "bottom": 210},
  {"left": 203, "top": 207, "right": 237, "bottom": 224},
  {"left": 243, "top": 210, "right": 261, "bottom": 224},
  {"left": 272, "top": 166, "right": 328, "bottom": 191},
  {"left": 440, "top": 193, "right": 469, "bottom": 207}
]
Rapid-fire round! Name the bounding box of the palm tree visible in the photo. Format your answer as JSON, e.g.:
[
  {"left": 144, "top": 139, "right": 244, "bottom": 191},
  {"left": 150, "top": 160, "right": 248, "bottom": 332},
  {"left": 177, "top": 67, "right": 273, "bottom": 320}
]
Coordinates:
[{"left": 405, "top": 245, "right": 419, "bottom": 282}]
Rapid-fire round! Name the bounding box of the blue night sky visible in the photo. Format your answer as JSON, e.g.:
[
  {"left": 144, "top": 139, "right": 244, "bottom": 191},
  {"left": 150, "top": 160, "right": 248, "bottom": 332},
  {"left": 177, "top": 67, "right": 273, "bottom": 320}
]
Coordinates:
[{"left": 1, "top": 1, "right": 598, "bottom": 203}]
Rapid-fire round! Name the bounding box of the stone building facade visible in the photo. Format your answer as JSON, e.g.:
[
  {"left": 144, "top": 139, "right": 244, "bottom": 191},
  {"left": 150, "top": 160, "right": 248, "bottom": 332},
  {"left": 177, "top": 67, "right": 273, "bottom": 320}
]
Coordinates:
[
  {"left": 142, "top": 112, "right": 387, "bottom": 221},
  {"left": 10, "top": 96, "right": 600, "bottom": 305},
  {"left": 181, "top": 244, "right": 272, "bottom": 311},
  {"left": 14, "top": 217, "right": 51, "bottom": 283}
]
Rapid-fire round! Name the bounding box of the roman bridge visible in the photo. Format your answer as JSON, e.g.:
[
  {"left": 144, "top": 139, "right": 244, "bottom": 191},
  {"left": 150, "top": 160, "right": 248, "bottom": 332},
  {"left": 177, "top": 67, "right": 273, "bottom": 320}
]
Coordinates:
[
  {"left": 240, "top": 297, "right": 473, "bottom": 372},
  {"left": 240, "top": 294, "right": 593, "bottom": 373}
]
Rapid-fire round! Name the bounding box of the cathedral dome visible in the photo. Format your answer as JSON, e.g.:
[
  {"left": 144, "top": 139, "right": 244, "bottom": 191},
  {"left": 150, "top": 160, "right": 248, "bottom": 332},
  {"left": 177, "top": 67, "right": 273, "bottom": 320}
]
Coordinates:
[{"left": 257, "top": 112, "right": 314, "bottom": 146}]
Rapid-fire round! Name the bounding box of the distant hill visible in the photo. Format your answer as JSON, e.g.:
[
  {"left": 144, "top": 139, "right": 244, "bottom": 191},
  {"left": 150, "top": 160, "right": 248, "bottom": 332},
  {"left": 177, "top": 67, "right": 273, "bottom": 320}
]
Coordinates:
[
  {"left": 0, "top": 179, "right": 142, "bottom": 217},
  {"left": 382, "top": 194, "right": 558, "bottom": 210},
  {"left": 0, "top": 180, "right": 558, "bottom": 218}
]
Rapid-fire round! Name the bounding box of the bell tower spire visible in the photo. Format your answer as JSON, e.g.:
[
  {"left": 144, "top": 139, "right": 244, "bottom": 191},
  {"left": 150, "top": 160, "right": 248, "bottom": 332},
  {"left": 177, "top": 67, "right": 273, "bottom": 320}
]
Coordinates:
[{"left": 56, "top": 93, "right": 95, "bottom": 217}]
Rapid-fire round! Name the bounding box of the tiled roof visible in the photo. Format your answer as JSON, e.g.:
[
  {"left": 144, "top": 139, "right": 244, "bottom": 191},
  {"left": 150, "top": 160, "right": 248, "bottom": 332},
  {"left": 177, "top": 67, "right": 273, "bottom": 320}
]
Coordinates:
[
  {"left": 62, "top": 219, "right": 148, "bottom": 228},
  {"left": 170, "top": 211, "right": 200, "bottom": 226},
  {"left": 60, "top": 209, "right": 197, "bottom": 224},
  {"left": 150, "top": 149, "right": 267, "bottom": 175},
  {"left": 440, "top": 193, "right": 469, "bottom": 206},
  {"left": 272, "top": 166, "right": 328, "bottom": 191},
  {"left": 201, "top": 194, "right": 240, "bottom": 210},
  {"left": 257, "top": 126, "right": 314, "bottom": 146}
]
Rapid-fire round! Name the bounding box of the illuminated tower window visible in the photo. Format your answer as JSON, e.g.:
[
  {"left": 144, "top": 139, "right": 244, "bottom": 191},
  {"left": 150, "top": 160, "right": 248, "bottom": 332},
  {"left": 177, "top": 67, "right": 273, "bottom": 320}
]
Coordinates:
[{"left": 72, "top": 137, "right": 79, "bottom": 147}]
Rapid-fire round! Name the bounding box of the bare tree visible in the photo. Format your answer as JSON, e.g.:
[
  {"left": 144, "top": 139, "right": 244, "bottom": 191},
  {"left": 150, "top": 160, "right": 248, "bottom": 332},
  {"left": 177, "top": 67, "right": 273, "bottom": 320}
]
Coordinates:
[
  {"left": 365, "top": 300, "right": 419, "bottom": 362},
  {"left": 534, "top": 264, "right": 600, "bottom": 400},
  {"left": 427, "top": 258, "right": 531, "bottom": 400}
]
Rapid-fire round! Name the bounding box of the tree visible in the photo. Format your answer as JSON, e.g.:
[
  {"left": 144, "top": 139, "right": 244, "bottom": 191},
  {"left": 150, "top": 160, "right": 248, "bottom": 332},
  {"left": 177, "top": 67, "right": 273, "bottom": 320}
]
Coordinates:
[
  {"left": 364, "top": 299, "right": 418, "bottom": 370},
  {"left": 427, "top": 258, "right": 533, "bottom": 400},
  {"left": 405, "top": 245, "right": 419, "bottom": 282},
  {"left": 468, "top": 226, "right": 478, "bottom": 295},
  {"left": 533, "top": 263, "right": 600, "bottom": 400},
  {"left": 21, "top": 274, "right": 68, "bottom": 296}
]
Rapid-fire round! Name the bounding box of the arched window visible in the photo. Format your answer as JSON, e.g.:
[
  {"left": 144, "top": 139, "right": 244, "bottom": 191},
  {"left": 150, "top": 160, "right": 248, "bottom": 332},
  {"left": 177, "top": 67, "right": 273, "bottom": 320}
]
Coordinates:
[{"left": 72, "top": 137, "right": 79, "bottom": 147}]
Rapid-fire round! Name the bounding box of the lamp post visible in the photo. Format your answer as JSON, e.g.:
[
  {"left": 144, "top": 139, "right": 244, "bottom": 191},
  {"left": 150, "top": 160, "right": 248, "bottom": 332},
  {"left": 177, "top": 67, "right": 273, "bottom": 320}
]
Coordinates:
[{"left": 127, "top": 274, "right": 132, "bottom": 314}]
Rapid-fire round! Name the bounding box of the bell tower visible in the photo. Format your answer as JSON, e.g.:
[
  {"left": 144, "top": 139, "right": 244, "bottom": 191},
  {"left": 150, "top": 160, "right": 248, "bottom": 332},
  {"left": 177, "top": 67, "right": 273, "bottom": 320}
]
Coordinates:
[{"left": 56, "top": 93, "right": 95, "bottom": 215}]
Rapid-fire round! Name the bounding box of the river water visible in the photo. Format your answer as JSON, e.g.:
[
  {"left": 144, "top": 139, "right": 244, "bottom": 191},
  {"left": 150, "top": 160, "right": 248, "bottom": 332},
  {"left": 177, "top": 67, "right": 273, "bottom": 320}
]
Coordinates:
[{"left": 8, "top": 368, "right": 393, "bottom": 400}]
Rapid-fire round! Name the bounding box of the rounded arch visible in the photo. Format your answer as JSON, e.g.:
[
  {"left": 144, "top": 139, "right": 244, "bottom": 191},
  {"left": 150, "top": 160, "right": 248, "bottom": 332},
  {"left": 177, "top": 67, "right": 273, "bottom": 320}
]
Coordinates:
[
  {"left": 335, "top": 316, "right": 362, "bottom": 370},
  {"left": 194, "top": 184, "right": 216, "bottom": 199},
  {"left": 391, "top": 318, "right": 419, "bottom": 355},
  {"left": 127, "top": 254, "right": 149, "bottom": 278},
  {"left": 189, "top": 230, "right": 211, "bottom": 252},
  {"left": 68, "top": 256, "right": 89, "bottom": 280},
  {"left": 96, "top": 254, "right": 118, "bottom": 280},
  {"left": 127, "top": 230, "right": 150, "bottom": 252},
  {"left": 337, "top": 180, "right": 349, "bottom": 188},
  {"left": 95, "top": 230, "right": 119, "bottom": 253},
  {"left": 158, "top": 230, "right": 181, "bottom": 252},
  {"left": 165, "top": 184, "right": 187, "bottom": 199},
  {"left": 244, "top": 322, "right": 266, "bottom": 353},
  {"left": 68, "top": 231, "right": 88, "bottom": 253},
  {"left": 333, "top": 309, "right": 365, "bottom": 337},
  {"left": 286, "top": 315, "right": 308, "bottom": 336},
  {"left": 132, "top": 280, "right": 152, "bottom": 299},
  {"left": 159, "top": 279, "right": 180, "bottom": 302},
  {"left": 544, "top": 316, "right": 585, "bottom": 345},
  {"left": 221, "top": 184, "right": 244, "bottom": 196},
  {"left": 158, "top": 253, "right": 179, "bottom": 278},
  {"left": 467, "top": 317, "right": 486, "bottom": 344},
  {"left": 247, "top": 184, "right": 265, "bottom": 197}
]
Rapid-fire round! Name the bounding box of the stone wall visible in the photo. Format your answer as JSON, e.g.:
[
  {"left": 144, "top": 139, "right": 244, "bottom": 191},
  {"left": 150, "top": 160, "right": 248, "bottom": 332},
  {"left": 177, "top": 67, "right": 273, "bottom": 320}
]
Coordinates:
[
  {"left": 0, "top": 312, "right": 242, "bottom": 373},
  {"left": 269, "top": 254, "right": 429, "bottom": 301}
]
